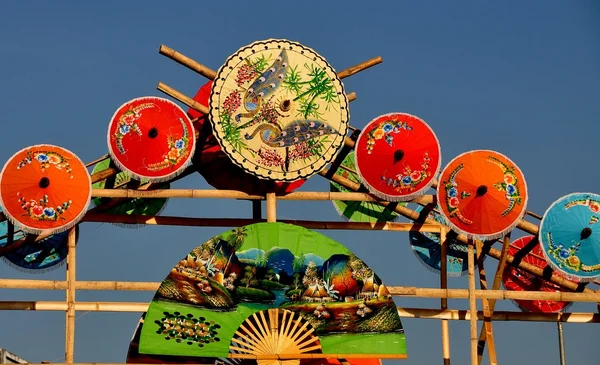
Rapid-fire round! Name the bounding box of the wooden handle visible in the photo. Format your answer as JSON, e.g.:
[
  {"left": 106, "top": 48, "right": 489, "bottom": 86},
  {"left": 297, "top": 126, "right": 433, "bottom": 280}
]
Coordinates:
[
  {"left": 159, "top": 45, "right": 217, "bottom": 80},
  {"left": 157, "top": 82, "right": 209, "bottom": 115},
  {"left": 337, "top": 56, "right": 383, "bottom": 79}
]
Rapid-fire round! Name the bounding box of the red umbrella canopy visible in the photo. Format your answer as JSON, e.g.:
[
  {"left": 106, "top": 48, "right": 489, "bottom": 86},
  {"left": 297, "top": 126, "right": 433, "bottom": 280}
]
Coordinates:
[
  {"left": 437, "top": 150, "right": 528, "bottom": 240},
  {"left": 107, "top": 96, "right": 196, "bottom": 182},
  {"left": 0, "top": 145, "right": 91, "bottom": 235},
  {"left": 502, "top": 235, "right": 574, "bottom": 313},
  {"left": 354, "top": 113, "right": 441, "bottom": 202},
  {"left": 187, "top": 81, "right": 305, "bottom": 195}
]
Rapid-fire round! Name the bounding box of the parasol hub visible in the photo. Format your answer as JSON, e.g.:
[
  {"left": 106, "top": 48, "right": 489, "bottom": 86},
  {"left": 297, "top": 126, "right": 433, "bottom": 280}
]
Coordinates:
[
  {"left": 148, "top": 127, "right": 159, "bottom": 139},
  {"left": 476, "top": 185, "right": 488, "bottom": 197},
  {"left": 39, "top": 177, "right": 50, "bottom": 188},
  {"left": 280, "top": 99, "right": 292, "bottom": 112},
  {"left": 394, "top": 149, "right": 405, "bottom": 163},
  {"left": 581, "top": 227, "right": 593, "bottom": 240}
]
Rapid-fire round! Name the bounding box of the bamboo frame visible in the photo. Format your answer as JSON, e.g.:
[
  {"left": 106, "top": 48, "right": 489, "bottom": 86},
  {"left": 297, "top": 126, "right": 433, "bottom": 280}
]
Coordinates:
[
  {"left": 475, "top": 240, "right": 497, "bottom": 365},
  {"left": 65, "top": 227, "right": 76, "bottom": 363},
  {"left": 440, "top": 228, "right": 451, "bottom": 365},
  {"left": 467, "top": 240, "right": 477, "bottom": 365}
]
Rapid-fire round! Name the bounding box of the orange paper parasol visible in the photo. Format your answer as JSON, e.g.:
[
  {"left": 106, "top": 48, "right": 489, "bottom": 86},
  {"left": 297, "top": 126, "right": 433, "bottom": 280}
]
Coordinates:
[
  {"left": 437, "top": 150, "right": 528, "bottom": 240},
  {"left": 0, "top": 145, "right": 91, "bottom": 234}
]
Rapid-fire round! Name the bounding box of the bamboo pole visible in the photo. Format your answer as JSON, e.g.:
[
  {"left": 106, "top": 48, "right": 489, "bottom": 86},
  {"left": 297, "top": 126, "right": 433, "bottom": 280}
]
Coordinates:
[
  {"left": 467, "top": 239, "right": 477, "bottom": 365},
  {"left": 158, "top": 45, "right": 218, "bottom": 80},
  {"left": 157, "top": 82, "right": 209, "bottom": 114},
  {"left": 266, "top": 192, "right": 276, "bottom": 222},
  {"left": 3, "top": 277, "right": 599, "bottom": 301},
  {"left": 1, "top": 301, "right": 598, "bottom": 323},
  {"left": 477, "top": 235, "right": 511, "bottom": 362},
  {"left": 475, "top": 240, "right": 497, "bottom": 365},
  {"left": 65, "top": 227, "right": 77, "bottom": 364},
  {"left": 440, "top": 228, "right": 451, "bottom": 365},
  {"left": 557, "top": 322, "right": 566, "bottom": 365},
  {"left": 337, "top": 56, "right": 383, "bottom": 79},
  {"left": 81, "top": 213, "right": 443, "bottom": 232}
]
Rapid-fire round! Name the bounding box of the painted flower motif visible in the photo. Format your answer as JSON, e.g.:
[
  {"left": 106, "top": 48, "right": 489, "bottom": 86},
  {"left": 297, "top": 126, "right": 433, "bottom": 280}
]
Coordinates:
[
  {"left": 410, "top": 170, "right": 422, "bottom": 182},
  {"left": 372, "top": 129, "right": 385, "bottom": 140},
  {"left": 36, "top": 154, "right": 49, "bottom": 163},
  {"left": 382, "top": 123, "right": 394, "bottom": 133},
  {"left": 401, "top": 175, "right": 412, "bottom": 185},
  {"left": 119, "top": 124, "right": 131, "bottom": 135},
  {"left": 43, "top": 207, "right": 56, "bottom": 218},
  {"left": 32, "top": 205, "right": 44, "bottom": 217},
  {"left": 175, "top": 139, "right": 185, "bottom": 150},
  {"left": 47, "top": 155, "right": 61, "bottom": 164},
  {"left": 122, "top": 113, "right": 136, "bottom": 124},
  {"left": 568, "top": 256, "right": 580, "bottom": 267},
  {"left": 506, "top": 184, "right": 516, "bottom": 195},
  {"left": 504, "top": 174, "right": 515, "bottom": 185},
  {"left": 448, "top": 187, "right": 458, "bottom": 198},
  {"left": 449, "top": 197, "right": 460, "bottom": 208},
  {"left": 590, "top": 202, "right": 600, "bottom": 213},
  {"left": 167, "top": 148, "right": 179, "bottom": 160},
  {"left": 558, "top": 247, "right": 570, "bottom": 259}
]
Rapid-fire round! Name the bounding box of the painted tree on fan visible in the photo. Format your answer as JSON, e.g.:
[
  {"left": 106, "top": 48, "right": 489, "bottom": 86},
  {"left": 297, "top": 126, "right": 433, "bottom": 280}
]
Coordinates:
[{"left": 222, "top": 227, "right": 247, "bottom": 275}]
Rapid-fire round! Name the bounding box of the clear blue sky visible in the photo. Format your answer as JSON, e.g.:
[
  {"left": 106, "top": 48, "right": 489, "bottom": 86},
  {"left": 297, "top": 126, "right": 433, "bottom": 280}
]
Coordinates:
[{"left": 1, "top": 1, "right": 599, "bottom": 364}]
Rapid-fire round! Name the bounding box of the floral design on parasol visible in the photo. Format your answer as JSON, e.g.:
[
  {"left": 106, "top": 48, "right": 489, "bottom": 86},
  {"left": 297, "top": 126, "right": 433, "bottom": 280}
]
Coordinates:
[
  {"left": 188, "top": 81, "right": 306, "bottom": 195},
  {"left": 502, "top": 235, "right": 574, "bottom": 313},
  {"left": 91, "top": 158, "right": 169, "bottom": 227},
  {"left": 107, "top": 96, "right": 196, "bottom": 182},
  {"left": 437, "top": 150, "right": 528, "bottom": 240},
  {"left": 409, "top": 204, "right": 482, "bottom": 276},
  {"left": 0, "top": 145, "right": 91, "bottom": 235},
  {"left": 136, "top": 223, "right": 406, "bottom": 360},
  {"left": 539, "top": 193, "right": 600, "bottom": 282},
  {"left": 0, "top": 218, "right": 79, "bottom": 273},
  {"left": 354, "top": 113, "right": 441, "bottom": 202},
  {"left": 209, "top": 39, "right": 349, "bottom": 182},
  {"left": 330, "top": 151, "right": 402, "bottom": 223}
]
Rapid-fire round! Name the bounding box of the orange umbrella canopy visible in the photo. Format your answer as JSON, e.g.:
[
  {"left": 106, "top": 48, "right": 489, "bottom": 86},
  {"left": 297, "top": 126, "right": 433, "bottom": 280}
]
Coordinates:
[
  {"left": 437, "top": 150, "right": 528, "bottom": 240},
  {"left": 0, "top": 145, "right": 91, "bottom": 234}
]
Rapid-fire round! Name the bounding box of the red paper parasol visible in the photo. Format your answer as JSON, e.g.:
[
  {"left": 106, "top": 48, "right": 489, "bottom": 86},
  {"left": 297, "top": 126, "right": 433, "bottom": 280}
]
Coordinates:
[
  {"left": 354, "top": 113, "right": 441, "bottom": 202},
  {"left": 107, "top": 96, "right": 196, "bottom": 182},
  {"left": 188, "top": 81, "right": 305, "bottom": 195},
  {"left": 437, "top": 150, "right": 528, "bottom": 240},
  {"left": 502, "top": 235, "right": 574, "bottom": 313},
  {"left": 0, "top": 145, "right": 91, "bottom": 234}
]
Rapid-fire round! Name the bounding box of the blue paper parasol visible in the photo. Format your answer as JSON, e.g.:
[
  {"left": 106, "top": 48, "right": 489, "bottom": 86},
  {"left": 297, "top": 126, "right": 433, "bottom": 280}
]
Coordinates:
[
  {"left": 409, "top": 204, "right": 483, "bottom": 277},
  {"left": 539, "top": 192, "right": 600, "bottom": 282},
  {"left": 0, "top": 209, "right": 79, "bottom": 273}
]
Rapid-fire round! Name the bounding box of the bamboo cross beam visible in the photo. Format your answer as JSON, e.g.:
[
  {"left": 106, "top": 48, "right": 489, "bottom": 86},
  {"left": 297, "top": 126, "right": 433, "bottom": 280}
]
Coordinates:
[
  {"left": 0, "top": 300, "right": 598, "bottom": 323},
  {"left": 158, "top": 44, "right": 383, "bottom": 81}
]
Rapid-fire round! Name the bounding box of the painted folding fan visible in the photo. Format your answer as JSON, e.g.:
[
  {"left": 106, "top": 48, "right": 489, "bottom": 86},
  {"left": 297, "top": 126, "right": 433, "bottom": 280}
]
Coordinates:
[{"left": 135, "top": 222, "right": 406, "bottom": 362}]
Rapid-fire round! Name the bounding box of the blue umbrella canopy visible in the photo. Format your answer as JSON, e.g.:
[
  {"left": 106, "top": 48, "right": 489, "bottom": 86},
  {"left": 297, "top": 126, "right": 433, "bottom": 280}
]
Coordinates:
[
  {"left": 539, "top": 192, "right": 600, "bottom": 282},
  {"left": 0, "top": 209, "right": 78, "bottom": 273},
  {"left": 409, "top": 204, "right": 483, "bottom": 277}
]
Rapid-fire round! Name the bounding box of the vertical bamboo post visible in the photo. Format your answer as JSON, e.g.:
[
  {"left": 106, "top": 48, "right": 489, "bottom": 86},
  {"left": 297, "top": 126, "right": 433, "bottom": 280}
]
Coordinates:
[
  {"left": 266, "top": 193, "right": 276, "bottom": 222},
  {"left": 440, "top": 227, "right": 451, "bottom": 365},
  {"left": 65, "top": 227, "right": 77, "bottom": 363},
  {"left": 557, "top": 321, "right": 566, "bottom": 365},
  {"left": 467, "top": 238, "right": 477, "bottom": 365},
  {"left": 475, "top": 240, "right": 497, "bottom": 365}
]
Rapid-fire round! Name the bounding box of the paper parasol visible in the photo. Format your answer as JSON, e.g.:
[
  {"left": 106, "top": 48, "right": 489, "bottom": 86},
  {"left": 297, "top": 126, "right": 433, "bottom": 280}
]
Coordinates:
[
  {"left": 91, "top": 158, "right": 169, "bottom": 227},
  {"left": 136, "top": 222, "right": 406, "bottom": 360},
  {"left": 539, "top": 192, "right": 600, "bottom": 282},
  {"left": 188, "top": 81, "right": 306, "bottom": 195},
  {"left": 437, "top": 150, "right": 528, "bottom": 240},
  {"left": 127, "top": 313, "right": 381, "bottom": 365},
  {"left": 330, "top": 151, "right": 402, "bottom": 223},
  {"left": 107, "top": 96, "right": 196, "bottom": 182},
  {"left": 208, "top": 39, "right": 349, "bottom": 182},
  {"left": 409, "top": 204, "right": 483, "bottom": 277},
  {"left": 0, "top": 219, "right": 79, "bottom": 273},
  {"left": 355, "top": 113, "right": 441, "bottom": 202},
  {"left": 0, "top": 145, "right": 91, "bottom": 235},
  {"left": 502, "top": 235, "right": 574, "bottom": 313}
]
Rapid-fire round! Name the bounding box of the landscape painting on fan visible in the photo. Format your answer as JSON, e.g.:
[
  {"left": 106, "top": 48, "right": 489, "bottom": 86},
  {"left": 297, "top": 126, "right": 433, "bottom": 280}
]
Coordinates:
[{"left": 136, "top": 223, "right": 406, "bottom": 359}]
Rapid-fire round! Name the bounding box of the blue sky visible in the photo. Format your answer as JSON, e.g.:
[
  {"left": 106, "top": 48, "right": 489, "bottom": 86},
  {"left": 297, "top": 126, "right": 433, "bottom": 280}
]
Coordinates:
[{"left": 0, "top": 1, "right": 599, "bottom": 364}]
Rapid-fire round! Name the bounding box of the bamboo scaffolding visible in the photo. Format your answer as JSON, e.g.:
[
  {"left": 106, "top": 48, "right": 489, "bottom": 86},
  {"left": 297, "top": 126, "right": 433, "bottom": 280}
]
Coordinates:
[
  {"left": 467, "top": 240, "right": 477, "bottom": 365},
  {"left": 475, "top": 240, "right": 497, "bottom": 365},
  {"left": 0, "top": 301, "right": 597, "bottom": 323},
  {"left": 440, "top": 228, "right": 451, "bottom": 365},
  {"left": 266, "top": 192, "right": 276, "bottom": 222}
]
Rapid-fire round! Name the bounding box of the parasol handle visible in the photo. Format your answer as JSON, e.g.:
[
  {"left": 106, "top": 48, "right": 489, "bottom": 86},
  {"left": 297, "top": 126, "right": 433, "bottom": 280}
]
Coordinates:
[
  {"left": 157, "top": 82, "right": 209, "bottom": 115},
  {"left": 337, "top": 56, "right": 383, "bottom": 79},
  {"left": 159, "top": 45, "right": 217, "bottom": 80}
]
